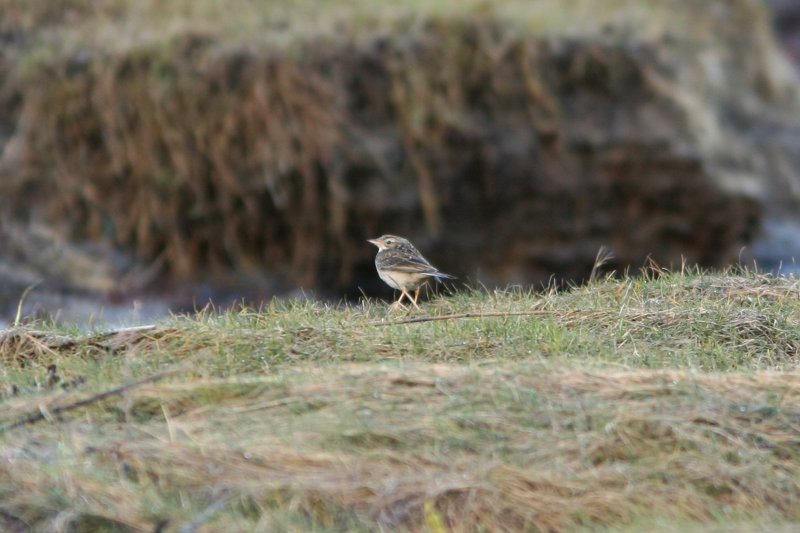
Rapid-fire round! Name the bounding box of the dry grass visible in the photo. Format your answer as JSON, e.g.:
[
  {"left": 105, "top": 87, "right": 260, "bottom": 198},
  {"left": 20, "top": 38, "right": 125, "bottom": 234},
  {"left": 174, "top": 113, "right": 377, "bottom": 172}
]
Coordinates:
[
  {"left": 1, "top": 271, "right": 799, "bottom": 531},
  {"left": 0, "top": 0, "right": 784, "bottom": 291},
  {"left": 6, "top": 364, "right": 800, "bottom": 532},
  {"left": 0, "top": 0, "right": 775, "bottom": 50}
]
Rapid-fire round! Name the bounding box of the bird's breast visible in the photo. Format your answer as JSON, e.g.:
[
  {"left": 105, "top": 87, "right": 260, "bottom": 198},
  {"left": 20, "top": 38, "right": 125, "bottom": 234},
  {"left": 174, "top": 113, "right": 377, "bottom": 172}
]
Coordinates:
[{"left": 377, "top": 268, "right": 429, "bottom": 290}]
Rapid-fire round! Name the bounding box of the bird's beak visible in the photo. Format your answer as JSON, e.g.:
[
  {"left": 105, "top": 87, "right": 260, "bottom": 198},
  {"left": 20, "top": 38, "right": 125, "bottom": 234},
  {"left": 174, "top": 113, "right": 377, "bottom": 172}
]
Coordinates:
[{"left": 367, "top": 238, "right": 385, "bottom": 251}]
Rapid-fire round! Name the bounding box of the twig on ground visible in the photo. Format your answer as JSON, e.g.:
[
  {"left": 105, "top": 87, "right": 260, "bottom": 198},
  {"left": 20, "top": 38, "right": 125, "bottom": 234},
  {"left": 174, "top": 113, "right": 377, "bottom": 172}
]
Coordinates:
[
  {"left": 370, "top": 310, "right": 555, "bottom": 326},
  {"left": 1, "top": 367, "right": 184, "bottom": 433}
]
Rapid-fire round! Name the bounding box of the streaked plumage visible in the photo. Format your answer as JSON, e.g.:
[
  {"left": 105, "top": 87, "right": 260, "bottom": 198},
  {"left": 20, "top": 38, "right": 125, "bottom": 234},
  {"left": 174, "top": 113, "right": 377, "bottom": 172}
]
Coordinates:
[{"left": 367, "top": 234, "right": 454, "bottom": 309}]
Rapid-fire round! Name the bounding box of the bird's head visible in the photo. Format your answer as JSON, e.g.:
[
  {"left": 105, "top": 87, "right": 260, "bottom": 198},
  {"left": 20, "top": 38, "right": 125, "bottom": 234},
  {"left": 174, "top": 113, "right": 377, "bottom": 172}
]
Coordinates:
[{"left": 367, "top": 235, "right": 407, "bottom": 251}]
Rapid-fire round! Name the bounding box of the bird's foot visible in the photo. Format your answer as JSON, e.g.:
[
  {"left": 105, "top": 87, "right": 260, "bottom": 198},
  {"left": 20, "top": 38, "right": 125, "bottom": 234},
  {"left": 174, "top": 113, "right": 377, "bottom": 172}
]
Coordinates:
[{"left": 389, "top": 301, "right": 408, "bottom": 312}]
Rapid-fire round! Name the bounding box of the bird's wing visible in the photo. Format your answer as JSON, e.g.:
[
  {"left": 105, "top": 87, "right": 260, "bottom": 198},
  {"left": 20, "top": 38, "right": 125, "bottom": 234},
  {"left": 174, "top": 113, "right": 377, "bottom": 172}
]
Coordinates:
[
  {"left": 377, "top": 252, "right": 437, "bottom": 274},
  {"left": 378, "top": 252, "right": 455, "bottom": 278}
]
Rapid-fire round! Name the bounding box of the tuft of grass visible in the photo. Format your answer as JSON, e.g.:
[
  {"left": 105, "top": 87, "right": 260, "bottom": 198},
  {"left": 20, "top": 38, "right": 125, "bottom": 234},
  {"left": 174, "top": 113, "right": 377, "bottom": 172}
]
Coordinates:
[{"left": 1, "top": 271, "right": 800, "bottom": 531}]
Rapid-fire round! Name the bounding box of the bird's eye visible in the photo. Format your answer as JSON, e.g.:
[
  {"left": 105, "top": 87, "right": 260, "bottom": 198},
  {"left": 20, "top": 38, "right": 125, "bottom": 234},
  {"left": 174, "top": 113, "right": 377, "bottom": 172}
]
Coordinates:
[{"left": 386, "top": 239, "right": 393, "bottom": 245}]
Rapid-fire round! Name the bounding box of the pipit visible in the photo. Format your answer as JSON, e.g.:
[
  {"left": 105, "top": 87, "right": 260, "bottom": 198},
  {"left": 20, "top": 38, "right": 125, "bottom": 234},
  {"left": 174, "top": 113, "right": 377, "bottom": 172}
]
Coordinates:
[{"left": 367, "top": 234, "right": 455, "bottom": 309}]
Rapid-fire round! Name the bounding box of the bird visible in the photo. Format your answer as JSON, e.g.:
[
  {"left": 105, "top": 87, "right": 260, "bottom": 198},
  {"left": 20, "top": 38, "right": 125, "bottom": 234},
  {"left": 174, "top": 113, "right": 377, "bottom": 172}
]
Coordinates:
[{"left": 367, "top": 234, "right": 455, "bottom": 309}]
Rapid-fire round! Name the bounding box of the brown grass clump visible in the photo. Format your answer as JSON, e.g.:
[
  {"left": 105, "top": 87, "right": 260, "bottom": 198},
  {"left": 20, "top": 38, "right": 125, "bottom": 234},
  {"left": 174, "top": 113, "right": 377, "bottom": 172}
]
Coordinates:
[
  {"left": 3, "top": 0, "right": 790, "bottom": 293},
  {"left": 0, "top": 324, "right": 176, "bottom": 366}
]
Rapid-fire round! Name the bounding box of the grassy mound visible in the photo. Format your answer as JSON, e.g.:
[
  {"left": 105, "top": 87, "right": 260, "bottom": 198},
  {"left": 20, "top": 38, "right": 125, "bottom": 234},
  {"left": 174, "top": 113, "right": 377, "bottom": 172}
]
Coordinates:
[{"left": 1, "top": 271, "right": 799, "bottom": 531}]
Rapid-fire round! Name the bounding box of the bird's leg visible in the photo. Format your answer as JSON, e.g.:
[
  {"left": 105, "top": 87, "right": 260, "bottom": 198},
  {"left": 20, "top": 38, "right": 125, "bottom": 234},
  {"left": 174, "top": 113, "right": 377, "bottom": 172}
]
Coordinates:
[
  {"left": 390, "top": 290, "right": 408, "bottom": 311},
  {"left": 403, "top": 289, "right": 419, "bottom": 310},
  {"left": 412, "top": 287, "right": 421, "bottom": 308},
  {"left": 403, "top": 289, "right": 419, "bottom": 309},
  {"left": 397, "top": 289, "right": 412, "bottom": 307}
]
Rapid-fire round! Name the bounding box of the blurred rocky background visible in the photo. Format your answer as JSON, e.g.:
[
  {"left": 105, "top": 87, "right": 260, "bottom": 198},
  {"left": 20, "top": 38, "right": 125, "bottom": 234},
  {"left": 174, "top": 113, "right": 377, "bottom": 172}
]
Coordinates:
[{"left": 2, "top": 0, "right": 800, "bottom": 326}]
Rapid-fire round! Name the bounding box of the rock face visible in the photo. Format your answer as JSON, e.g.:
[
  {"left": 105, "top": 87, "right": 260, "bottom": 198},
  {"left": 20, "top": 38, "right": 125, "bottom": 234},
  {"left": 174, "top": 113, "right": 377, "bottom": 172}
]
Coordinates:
[{"left": 1, "top": 0, "right": 800, "bottom": 312}]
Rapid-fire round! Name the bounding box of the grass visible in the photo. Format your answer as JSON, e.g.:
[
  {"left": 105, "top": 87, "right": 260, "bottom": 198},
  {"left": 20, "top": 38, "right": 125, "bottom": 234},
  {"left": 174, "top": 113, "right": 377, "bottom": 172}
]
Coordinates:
[
  {"left": 1, "top": 270, "right": 800, "bottom": 531},
  {"left": 0, "top": 0, "right": 754, "bottom": 53},
  {"left": 0, "top": 4, "right": 797, "bottom": 528}
]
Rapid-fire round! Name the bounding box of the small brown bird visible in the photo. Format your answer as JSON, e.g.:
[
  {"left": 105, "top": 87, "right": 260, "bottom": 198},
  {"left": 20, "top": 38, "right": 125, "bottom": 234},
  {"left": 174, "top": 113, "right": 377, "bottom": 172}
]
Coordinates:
[{"left": 367, "top": 234, "right": 454, "bottom": 309}]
